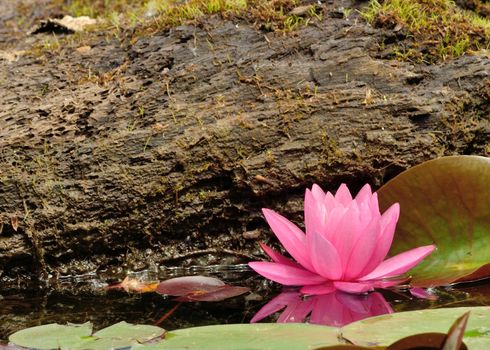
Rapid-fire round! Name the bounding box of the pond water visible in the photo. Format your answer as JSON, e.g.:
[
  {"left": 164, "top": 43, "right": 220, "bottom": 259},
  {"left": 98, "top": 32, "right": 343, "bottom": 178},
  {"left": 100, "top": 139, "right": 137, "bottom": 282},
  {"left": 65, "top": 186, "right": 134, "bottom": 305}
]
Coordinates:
[{"left": 1, "top": 265, "right": 489, "bottom": 341}]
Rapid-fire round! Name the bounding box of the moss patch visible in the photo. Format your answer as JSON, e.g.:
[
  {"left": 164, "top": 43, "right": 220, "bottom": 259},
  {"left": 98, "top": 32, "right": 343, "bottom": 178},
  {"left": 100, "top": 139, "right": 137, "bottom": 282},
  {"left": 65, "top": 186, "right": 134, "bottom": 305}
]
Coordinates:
[
  {"left": 51, "top": 0, "right": 322, "bottom": 34},
  {"left": 362, "top": 0, "right": 490, "bottom": 63}
]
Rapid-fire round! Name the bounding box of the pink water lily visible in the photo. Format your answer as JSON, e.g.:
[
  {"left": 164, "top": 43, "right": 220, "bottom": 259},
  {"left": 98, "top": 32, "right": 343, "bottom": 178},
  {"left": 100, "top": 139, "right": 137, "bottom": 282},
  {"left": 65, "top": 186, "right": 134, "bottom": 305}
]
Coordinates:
[{"left": 249, "top": 183, "right": 436, "bottom": 295}]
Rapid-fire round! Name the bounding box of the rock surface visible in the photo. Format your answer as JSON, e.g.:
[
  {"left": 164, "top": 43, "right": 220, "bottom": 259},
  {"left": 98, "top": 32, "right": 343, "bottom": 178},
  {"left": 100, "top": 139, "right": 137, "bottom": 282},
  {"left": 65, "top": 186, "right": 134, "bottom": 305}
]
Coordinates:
[{"left": 0, "top": 0, "right": 488, "bottom": 290}]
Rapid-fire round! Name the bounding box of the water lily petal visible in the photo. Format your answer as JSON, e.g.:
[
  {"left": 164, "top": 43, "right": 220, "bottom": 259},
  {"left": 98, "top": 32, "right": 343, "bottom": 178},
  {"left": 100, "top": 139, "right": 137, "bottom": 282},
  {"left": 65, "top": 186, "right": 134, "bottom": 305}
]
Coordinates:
[
  {"left": 300, "top": 283, "right": 336, "bottom": 295},
  {"left": 355, "top": 184, "right": 372, "bottom": 205},
  {"left": 307, "top": 231, "right": 343, "bottom": 280},
  {"left": 324, "top": 191, "right": 338, "bottom": 212},
  {"left": 343, "top": 219, "right": 380, "bottom": 280},
  {"left": 330, "top": 201, "right": 362, "bottom": 270},
  {"left": 369, "top": 292, "right": 395, "bottom": 316},
  {"left": 372, "top": 277, "right": 409, "bottom": 289},
  {"left": 259, "top": 243, "right": 299, "bottom": 267},
  {"left": 248, "top": 262, "right": 327, "bottom": 286},
  {"left": 410, "top": 287, "right": 438, "bottom": 300},
  {"left": 310, "top": 293, "right": 343, "bottom": 325},
  {"left": 304, "top": 189, "right": 328, "bottom": 237},
  {"left": 334, "top": 281, "right": 375, "bottom": 294},
  {"left": 335, "top": 183, "right": 353, "bottom": 206},
  {"left": 311, "top": 183, "right": 326, "bottom": 202},
  {"left": 357, "top": 203, "right": 400, "bottom": 278},
  {"left": 250, "top": 292, "right": 300, "bottom": 323},
  {"left": 359, "top": 244, "right": 436, "bottom": 281},
  {"left": 377, "top": 202, "right": 400, "bottom": 251},
  {"left": 262, "top": 209, "right": 314, "bottom": 271},
  {"left": 369, "top": 192, "right": 381, "bottom": 218},
  {"left": 335, "top": 292, "right": 370, "bottom": 313},
  {"left": 323, "top": 205, "right": 348, "bottom": 242},
  {"left": 277, "top": 298, "right": 314, "bottom": 323}
]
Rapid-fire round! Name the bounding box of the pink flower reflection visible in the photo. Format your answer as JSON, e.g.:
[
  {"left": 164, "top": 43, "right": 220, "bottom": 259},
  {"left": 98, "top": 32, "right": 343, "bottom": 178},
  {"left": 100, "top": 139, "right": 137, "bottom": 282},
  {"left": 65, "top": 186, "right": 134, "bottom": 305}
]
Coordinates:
[{"left": 251, "top": 290, "right": 393, "bottom": 327}]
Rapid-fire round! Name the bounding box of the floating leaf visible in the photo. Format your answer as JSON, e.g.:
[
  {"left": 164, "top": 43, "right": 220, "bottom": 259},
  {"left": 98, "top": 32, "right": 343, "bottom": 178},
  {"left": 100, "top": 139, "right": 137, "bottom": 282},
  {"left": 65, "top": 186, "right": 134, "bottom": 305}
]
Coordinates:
[
  {"left": 156, "top": 276, "right": 224, "bottom": 296},
  {"left": 409, "top": 287, "right": 438, "bottom": 300},
  {"left": 342, "top": 306, "right": 490, "bottom": 349},
  {"left": 71, "top": 337, "right": 136, "bottom": 350},
  {"left": 175, "top": 286, "right": 250, "bottom": 302},
  {"left": 378, "top": 156, "right": 490, "bottom": 286},
  {"left": 134, "top": 323, "right": 340, "bottom": 350},
  {"left": 156, "top": 276, "right": 249, "bottom": 302},
  {"left": 93, "top": 321, "right": 165, "bottom": 343},
  {"left": 8, "top": 322, "right": 92, "bottom": 350},
  {"left": 71, "top": 322, "right": 165, "bottom": 350},
  {"left": 8, "top": 322, "right": 165, "bottom": 350}
]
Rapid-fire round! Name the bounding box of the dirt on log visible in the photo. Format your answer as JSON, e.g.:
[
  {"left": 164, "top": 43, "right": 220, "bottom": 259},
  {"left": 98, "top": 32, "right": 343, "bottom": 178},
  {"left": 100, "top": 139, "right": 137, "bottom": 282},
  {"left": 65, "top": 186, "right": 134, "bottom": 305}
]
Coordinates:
[{"left": 0, "top": 0, "right": 488, "bottom": 290}]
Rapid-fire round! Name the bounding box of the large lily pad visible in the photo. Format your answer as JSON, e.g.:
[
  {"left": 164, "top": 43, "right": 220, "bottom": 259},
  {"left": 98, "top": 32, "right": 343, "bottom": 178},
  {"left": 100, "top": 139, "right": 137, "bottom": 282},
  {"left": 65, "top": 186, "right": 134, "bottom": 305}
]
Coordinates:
[
  {"left": 377, "top": 156, "right": 490, "bottom": 286},
  {"left": 93, "top": 321, "right": 165, "bottom": 343},
  {"left": 135, "top": 323, "right": 340, "bottom": 350},
  {"left": 341, "top": 306, "right": 490, "bottom": 349},
  {"left": 8, "top": 321, "right": 165, "bottom": 350},
  {"left": 8, "top": 322, "right": 93, "bottom": 350}
]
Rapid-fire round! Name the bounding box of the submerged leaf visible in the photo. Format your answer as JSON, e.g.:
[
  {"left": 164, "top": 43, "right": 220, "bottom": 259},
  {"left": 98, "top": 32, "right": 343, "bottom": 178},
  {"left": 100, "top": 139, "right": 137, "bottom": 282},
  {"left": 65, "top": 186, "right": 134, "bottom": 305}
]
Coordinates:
[{"left": 378, "top": 155, "right": 490, "bottom": 286}]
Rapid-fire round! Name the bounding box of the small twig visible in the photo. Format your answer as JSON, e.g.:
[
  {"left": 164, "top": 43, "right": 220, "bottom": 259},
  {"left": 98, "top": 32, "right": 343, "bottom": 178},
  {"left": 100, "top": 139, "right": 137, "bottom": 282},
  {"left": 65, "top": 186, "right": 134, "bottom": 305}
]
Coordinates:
[{"left": 154, "top": 302, "right": 182, "bottom": 326}]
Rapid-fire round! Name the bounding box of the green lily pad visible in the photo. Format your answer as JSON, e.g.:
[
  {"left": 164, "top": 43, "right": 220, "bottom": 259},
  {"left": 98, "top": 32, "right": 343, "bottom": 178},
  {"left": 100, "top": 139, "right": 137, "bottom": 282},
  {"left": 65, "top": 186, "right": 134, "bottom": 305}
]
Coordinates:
[
  {"left": 341, "top": 306, "right": 490, "bottom": 349},
  {"left": 69, "top": 322, "right": 165, "bottom": 350},
  {"left": 8, "top": 321, "right": 165, "bottom": 350},
  {"left": 93, "top": 321, "right": 165, "bottom": 343},
  {"left": 72, "top": 337, "right": 137, "bottom": 350},
  {"left": 378, "top": 155, "right": 490, "bottom": 286},
  {"left": 134, "top": 323, "right": 340, "bottom": 350},
  {"left": 8, "top": 322, "right": 93, "bottom": 350}
]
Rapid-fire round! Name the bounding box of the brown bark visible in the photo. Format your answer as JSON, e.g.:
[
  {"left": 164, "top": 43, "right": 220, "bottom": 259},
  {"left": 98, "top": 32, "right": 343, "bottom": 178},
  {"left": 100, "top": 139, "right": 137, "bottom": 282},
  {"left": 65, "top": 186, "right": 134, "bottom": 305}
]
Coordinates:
[{"left": 0, "top": 1, "right": 488, "bottom": 290}]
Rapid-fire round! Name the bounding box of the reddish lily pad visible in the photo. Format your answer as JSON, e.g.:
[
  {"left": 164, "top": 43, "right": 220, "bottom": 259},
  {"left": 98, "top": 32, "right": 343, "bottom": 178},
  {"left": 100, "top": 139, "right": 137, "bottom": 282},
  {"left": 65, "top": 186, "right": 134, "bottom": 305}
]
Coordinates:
[
  {"left": 175, "top": 286, "right": 250, "bottom": 302},
  {"left": 156, "top": 276, "right": 225, "bottom": 296},
  {"left": 156, "top": 276, "right": 249, "bottom": 302},
  {"left": 378, "top": 156, "right": 490, "bottom": 287}
]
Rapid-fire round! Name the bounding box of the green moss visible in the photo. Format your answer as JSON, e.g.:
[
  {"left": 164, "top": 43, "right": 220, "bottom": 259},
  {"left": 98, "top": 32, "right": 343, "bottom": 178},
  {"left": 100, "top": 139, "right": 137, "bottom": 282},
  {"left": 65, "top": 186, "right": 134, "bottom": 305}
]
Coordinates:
[
  {"left": 54, "top": 0, "right": 320, "bottom": 35},
  {"left": 53, "top": 0, "right": 147, "bottom": 18},
  {"left": 319, "top": 130, "right": 344, "bottom": 166},
  {"left": 361, "top": 0, "right": 490, "bottom": 62}
]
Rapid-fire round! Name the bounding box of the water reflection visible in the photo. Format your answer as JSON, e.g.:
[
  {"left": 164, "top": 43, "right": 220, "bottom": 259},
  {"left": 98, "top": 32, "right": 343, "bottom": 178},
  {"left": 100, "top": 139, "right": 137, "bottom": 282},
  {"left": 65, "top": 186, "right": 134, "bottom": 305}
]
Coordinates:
[{"left": 251, "top": 290, "right": 393, "bottom": 327}]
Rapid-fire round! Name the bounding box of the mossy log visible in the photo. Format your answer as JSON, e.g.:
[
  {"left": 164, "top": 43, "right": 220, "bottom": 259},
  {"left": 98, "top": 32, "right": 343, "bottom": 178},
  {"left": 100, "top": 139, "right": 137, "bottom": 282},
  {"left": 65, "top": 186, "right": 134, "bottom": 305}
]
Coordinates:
[{"left": 0, "top": 3, "right": 488, "bottom": 290}]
